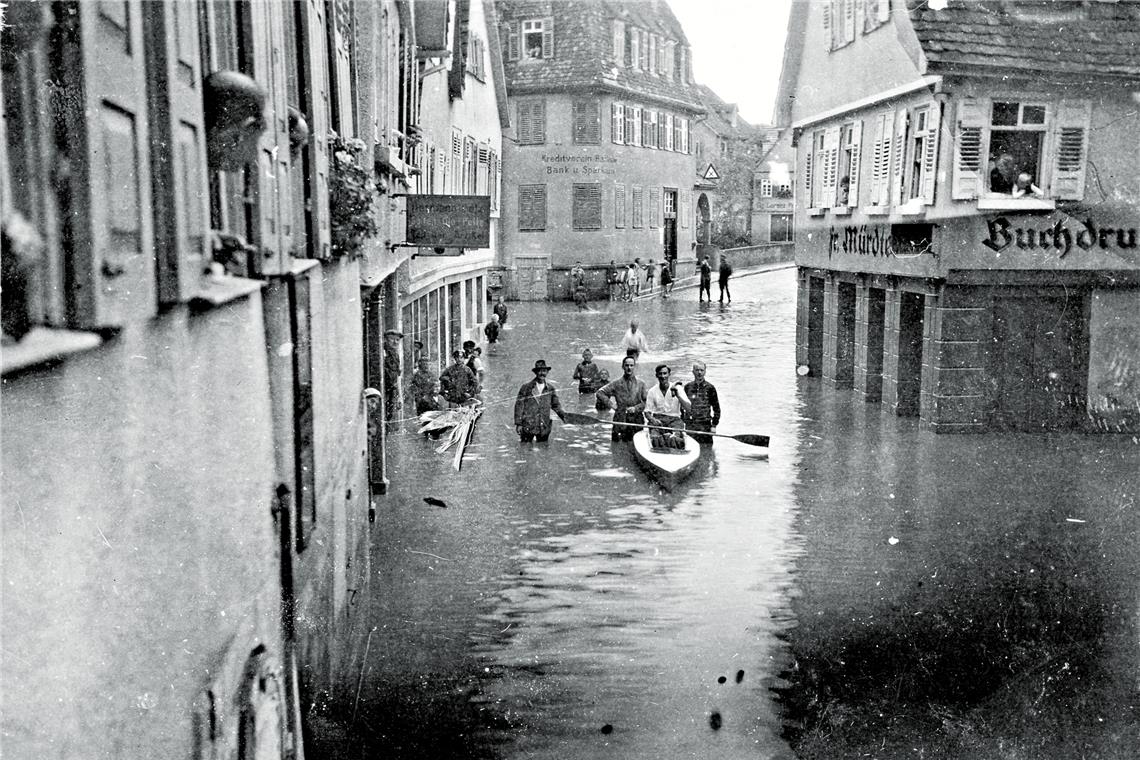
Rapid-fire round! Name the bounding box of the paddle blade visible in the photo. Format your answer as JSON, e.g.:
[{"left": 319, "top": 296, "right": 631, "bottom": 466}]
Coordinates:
[
  {"left": 731, "top": 434, "right": 770, "bottom": 448},
  {"left": 562, "top": 411, "right": 606, "bottom": 425}
]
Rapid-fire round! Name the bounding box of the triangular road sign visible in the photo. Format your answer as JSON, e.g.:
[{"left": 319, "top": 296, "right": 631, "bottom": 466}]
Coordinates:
[{"left": 703, "top": 164, "right": 720, "bottom": 180}]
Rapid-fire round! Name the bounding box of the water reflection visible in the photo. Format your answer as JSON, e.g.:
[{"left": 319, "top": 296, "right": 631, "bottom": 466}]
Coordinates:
[{"left": 355, "top": 268, "right": 1138, "bottom": 760}]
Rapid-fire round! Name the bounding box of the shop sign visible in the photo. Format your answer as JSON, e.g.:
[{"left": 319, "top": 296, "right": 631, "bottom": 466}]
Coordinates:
[
  {"left": 828, "top": 224, "right": 935, "bottom": 259},
  {"left": 406, "top": 195, "right": 490, "bottom": 248},
  {"left": 542, "top": 153, "right": 618, "bottom": 176},
  {"left": 982, "top": 216, "right": 1138, "bottom": 258}
]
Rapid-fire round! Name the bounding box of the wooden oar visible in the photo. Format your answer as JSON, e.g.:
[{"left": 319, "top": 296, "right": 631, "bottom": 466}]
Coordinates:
[{"left": 561, "top": 411, "right": 770, "bottom": 448}]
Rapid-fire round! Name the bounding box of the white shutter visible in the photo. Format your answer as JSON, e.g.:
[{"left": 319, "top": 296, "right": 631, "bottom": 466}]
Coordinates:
[
  {"left": 822, "top": 2, "right": 832, "bottom": 51},
  {"left": 822, "top": 126, "right": 840, "bottom": 208},
  {"left": 920, "top": 104, "right": 941, "bottom": 205},
  {"left": 506, "top": 23, "right": 519, "bottom": 60},
  {"left": 868, "top": 113, "right": 886, "bottom": 205},
  {"left": 613, "top": 21, "right": 625, "bottom": 61},
  {"left": 541, "top": 17, "right": 554, "bottom": 58},
  {"left": 890, "top": 108, "right": 908, "bottom": 207},
  {"left": 1050, "top": 99, "right": 1091, "bottom": 201},
  {"left": 665, "top": 114, "right": 674, "bottom": 151},
  {"left": 804, "top": 143, "right": 814, "bottom": 207},
  {"left": 612, "top": 103, "right": 624, "bottom": 144},
  {"left": 844, "top": 0, "right": 856, "bottom": 43},
  {"left": 847, "top": 120, "right": 863, "bottom": 206},
  {"left": 952, "top": 98, "right": 986, "bottom": 200}
]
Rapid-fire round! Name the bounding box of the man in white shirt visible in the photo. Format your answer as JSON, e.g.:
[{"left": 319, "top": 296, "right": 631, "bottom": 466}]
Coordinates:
[
  {"left": 644, "top": 364, "right": 691, "bottom": 449},
  {"left": 620, "top": 320, "right": 649, "bottom": 360}
]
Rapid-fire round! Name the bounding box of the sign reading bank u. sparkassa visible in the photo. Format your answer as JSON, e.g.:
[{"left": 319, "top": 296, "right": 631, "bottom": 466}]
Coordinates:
[{"left": 406, "top": 195, "right": 491, "bottom": 249}]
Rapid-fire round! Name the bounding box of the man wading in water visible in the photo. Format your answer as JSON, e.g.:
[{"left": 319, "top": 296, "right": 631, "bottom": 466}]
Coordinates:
[{"left": 595, "top": 356, "right": 648, "bottom": 442}]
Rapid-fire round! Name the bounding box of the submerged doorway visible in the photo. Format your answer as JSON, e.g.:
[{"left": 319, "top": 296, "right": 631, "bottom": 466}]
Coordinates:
[
  {"left": 865, "top": 287, "right": 886, "bottom": 402},
  {"left": 663, "top": 189, "right": 678, "bottom": 271},
  {"left": 992, "top": 295, "right": 1086, "bottom": 430},
  {"left": 835, "top": 281, "right": 856, "bottom": 388},
  {"left": 806, "top": 276, "right": 825, "bottom": 377},
  {"left": 897, "top": 291, "right": 925, "bottom": 416}
]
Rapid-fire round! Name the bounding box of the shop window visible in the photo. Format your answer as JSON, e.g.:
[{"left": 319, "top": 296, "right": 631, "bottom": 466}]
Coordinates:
[
  {"left": 952, "top": 97, "right": 1090, "bottom": 203},
  {"left": 517, "top": 99, "right": 546, "bottom": 145},
  {"left": 573, "top": 99, "right": 601, "bottom": 145},
  {"left": 572, "top": 184, "right": 602, "bottom": 230},
  {"left": 518, "top": 184, "right": 547, "bottom": 231}
]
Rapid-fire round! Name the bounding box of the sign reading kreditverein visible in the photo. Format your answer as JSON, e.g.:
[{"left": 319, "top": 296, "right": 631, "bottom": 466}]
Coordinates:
[{"left": 406, "top": 195, "right": 490, "bottom": 248}]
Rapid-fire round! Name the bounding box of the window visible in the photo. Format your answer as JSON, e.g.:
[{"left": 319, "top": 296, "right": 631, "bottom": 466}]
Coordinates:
[
  {"left": 572, "top": 184, "right": 602, "bottom": 229},
  {"left": 615, "top": 183, "right": 626, "bottom": 228},
  {"left": 649, "top": 188, "right": 661, "bottom": 228},
  {"left": 903, "top": 105, "right": 939, "bottom": 205},
  {"left": 613, "top": 20, "right": 625, "bottom": 62},
  {"left": 806, "top": 129, "right": 829, "bottom": 208},
  {"left": 658, "top": 112, "right": 669, "bottom": 150},
  {"left": 953, "top": 97, "right": 1089, "bottom": 202},
  {"left": 518, "top": 185, "right": 547, "bottom": 230},
  {"left": 836, "top": 121, "right": 862, "bottom": 207},
  {"left": 517, "top": 99, "right": 546, "bottom": 144},
  {"left": 863, "top": 0, "right": 890, "bottom": 32},
  {"left": 625, "top": 105, "right": 638, "bottom": 146},
  {"left": 825, "top": 0, "right": 856, "bottom": 50},
  {"left": 648, "top": 34, "right": 657, "bottom": 74},
  {"left": 672, "top": 116, "right": 682, "bottom": 152},
  {"left": 465, "top": 33, "right": 486, "bottom": 80},
  {"left": 867, "top": 111, "right": 894, "bottom": 206},
  {"left": 639, "top": 30, "right": 650, "bottom": 69},
  {"left": 643, "top": 110, "right": 656, "bottom": 148},
  {"left": 632, "top": 185, "right": 644, "bottom": 228},
  {"left": 629, "top": 26, "right": 641, "bottom": 69},
  {"left": 611, "top": 103, "right": 625, "bottom": 144},
  {"left": 771, "top": 214, "right": 793, "bottom": 242},
  {"left": 759, "top": 179, "right": 773, "bottom": 198},
  {"left": 675, "top": 46, "right": 687, "bottom": 83},
  {"left": 664, "top": 41, "right": 675, "bottom": 81},
  {"left": 521, "top": 18, "right": 552, "bottom": 59},
  {"left": 573, "top": 99, "right": 601, "bottom": 144},
  {"left": 680, "top": 118, "right": 690, "bottom": 153}
]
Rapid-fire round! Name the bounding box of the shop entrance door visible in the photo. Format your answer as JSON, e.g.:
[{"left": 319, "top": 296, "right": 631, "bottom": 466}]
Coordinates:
[
  {"left": 516, "top": 257, "right": 549, "bottom": 301},
  {"left": 663, "top": 189, "right": 678, "bottom": 271}
]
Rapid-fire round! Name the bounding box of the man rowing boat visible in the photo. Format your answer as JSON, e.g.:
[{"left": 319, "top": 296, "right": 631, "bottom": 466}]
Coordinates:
[{"left": 644, "top": 364, "right": 691, "bottom": 449}]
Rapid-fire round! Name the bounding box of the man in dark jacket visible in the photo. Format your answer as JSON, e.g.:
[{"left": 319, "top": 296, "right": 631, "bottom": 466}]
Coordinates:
[
  {"left": 439, "top": 350, "right": 477, "bottom": 406},
  {"left": 595, "top": 356, "right": 648, "bottom": 442},
  {"left": 572, "top": 348, "right": 605, "bottom": 393},
  {"left": 484, "top": 313, "right": 501, "bottom": 343},
  {"left": 514, "top": 360, "right": 565, "bottom": 442},
  {"left": 683, "top": 361, "right": 721, "bottom": 445},
  {"left": 493, "top": 297, "right": 509, "bottom": 326}
]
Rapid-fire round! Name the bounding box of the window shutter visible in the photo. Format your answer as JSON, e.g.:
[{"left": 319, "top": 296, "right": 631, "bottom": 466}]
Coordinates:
[
  {"left": 1050, "top": 99, "right": 1091, "bottom": 200},
  {"left": 631, "top": 27, "right": 640, "bottom": 69},
  {"left": 303, "top": 0, "right": 332, "bottom": 258},
  {"left": 535, "top": 99, "right": 546, "bottom": 143},
  {"left": 920, "top": 104, "right": 941, "bottom": 205},
  {"left": 846, "top": 120, "right": 863, "bottom": 206},
  {"left": 615, "top": 183, "right": 626, "bottom": 228},
  {"left": 890, "top": 108, "right": 908, "bottom": 206},
  {"left": 804, "top": 146, "right": 814, "bottom": 206},
  {"left": 477, "top": 145, "right": 489, "bottom": 195},
  {"left": 640, "top": 30, "right": 650, "bottom": 69},
  {"left": 147, "top": 0, "right": 209, "bottom": 305},
  {"left": 822, "top": 126, "right": 840, "bottom": 209},
  {"left": 519, "top": 185, "right": 547, "bottom": 230},
  {"left": 951, "top": 98, "right": 986, "bottom": 199},
  {"left": 67, "top": 0, "right": 156, "bottom": 327},
  {"left": 518, "top": 101, "right": 532, "bottom": 143},
  {"left": 632, "top": 185, "right": 644, "bottom": 228},
  {"left": 867, "top": 113, "right": 885, "bottom": 204},
  {"left": 878, "top": 0, "right": 890, "bottom": 23},
  {"left": 642, "top": 109, "right": 653, "bottom": 148},
  {"left": 844, "top": 0, "right": 856, "bottom": 43},
  {"left": 631, "top": 106, "right": 642, "bottom": 146},
  {"left": 612, "top": 103, "right": 625, "bottom": 144},
  {"left": 680, "top": 190, "right": 690, "bottom": 229},
  {"left": 573, "top": 100, "right": 600, "bottom": 144},
  {"left": 659, "top": 112, "right": 668, "bottom": 149},
  {"left": 541, "top": 17, "right": 554, "bottom": 58},
  {"left": 649, "top": 188, "right": 661, "bottom": 228},
  {"left": 822, "top": 2, "right": 832, "bottom": 50},
  {"left": 573, "top": 184, "right": 603, "bottom": 229},
  {"left": 613, "top": 20, "right": 625, "bottom": 61},
  {"left": 506, "top": 23, "right": 519, "bottom": 60}
]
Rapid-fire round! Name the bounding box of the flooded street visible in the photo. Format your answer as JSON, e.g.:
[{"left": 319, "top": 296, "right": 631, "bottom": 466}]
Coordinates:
[{"left": 356, "top": 268, "right": 1139, "bottom": 759}]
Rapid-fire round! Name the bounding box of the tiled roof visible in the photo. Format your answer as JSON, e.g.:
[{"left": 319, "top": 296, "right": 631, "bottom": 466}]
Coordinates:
[
  {"left": 692, "top": 83, "right": 770, "bottom": 141},
  {"left": 909, "top": 0, "right": 1140, "bottom": 81},
  {"left": 497, "top": 0, "right": 705, "bottom": 111}
]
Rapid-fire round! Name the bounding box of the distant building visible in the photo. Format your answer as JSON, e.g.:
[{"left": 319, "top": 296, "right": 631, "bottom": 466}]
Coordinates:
[
  {"left": 777, "top": 0, "right": 1140, "bottom": 432},
  {"left": 752, "top": 130, "right": 796, "bottom": 244},
  {"left": 496, "top": 0, "right": 704, "bottom": 300}
]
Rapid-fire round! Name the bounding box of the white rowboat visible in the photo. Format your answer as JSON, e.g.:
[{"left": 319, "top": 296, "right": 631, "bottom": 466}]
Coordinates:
[{"left": 631, "top": 429, "right": 700, "bottom": 491}]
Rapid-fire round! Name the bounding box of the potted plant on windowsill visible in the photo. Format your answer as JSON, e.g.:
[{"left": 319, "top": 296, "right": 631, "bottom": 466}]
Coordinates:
[{"left": 329, "top": 131, "right": 380, "bottom": 258}]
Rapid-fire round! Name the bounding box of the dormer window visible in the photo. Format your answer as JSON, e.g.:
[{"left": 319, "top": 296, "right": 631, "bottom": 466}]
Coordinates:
[
  {"left": 506, "top": 17, "right": 553, "bottom": 61},
  {"left": 523, "top": 20, "right": 545, "bottom": 58}
]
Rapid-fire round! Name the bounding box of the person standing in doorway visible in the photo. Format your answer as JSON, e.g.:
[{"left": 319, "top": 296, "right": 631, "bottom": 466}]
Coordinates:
[
  {"left": 698, "top": 256, "right": 713, "bottom": 302},
  {"left": 682, "top": 361, "right": 721, "bottom": 445},
  {"left": 514, "top": 360, "right": 566, "bottom": 443},
  {"left": 718, "top": 256, "right": 733, "bottom": 304},
  {"left": 596, "top": 355, "right": 648, "bottom": 442}
]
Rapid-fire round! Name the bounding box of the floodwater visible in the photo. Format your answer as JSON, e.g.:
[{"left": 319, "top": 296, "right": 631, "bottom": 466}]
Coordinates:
[{"left": 354, "top": 268, "right": 1139, "bottom": 759}]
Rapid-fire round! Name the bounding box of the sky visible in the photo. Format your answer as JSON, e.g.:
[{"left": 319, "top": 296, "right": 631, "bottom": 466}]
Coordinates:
[{"left": 668, "top": 0, "right": 794, "bottom": 126}]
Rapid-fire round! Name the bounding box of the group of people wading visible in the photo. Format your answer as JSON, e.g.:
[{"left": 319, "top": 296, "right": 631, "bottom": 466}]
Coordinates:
[{"left": 512, "top": 320, "right": 721, "bottom": 449}]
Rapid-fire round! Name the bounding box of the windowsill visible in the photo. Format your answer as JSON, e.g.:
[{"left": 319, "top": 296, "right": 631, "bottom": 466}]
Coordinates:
[
  {"left": 863, "top": 206, "right": 890, "bottom": 216},
  {"left": 895, "top": 200, "right": 927, "bottom": 217},
  {"left": 976, "top": 196, "right": 1056, "bottom": 212},
  {"left": 806, "top": 208, "right": 825, "bottom": 217},
  {"left": 832, "top": 207, "right": 852, "bottom": 216},
  {"left": 1, "top": 327, "right": 103, "bottom": 376},
  {"left": 189, "top": 274, "right": 265, "bottom": 313}
]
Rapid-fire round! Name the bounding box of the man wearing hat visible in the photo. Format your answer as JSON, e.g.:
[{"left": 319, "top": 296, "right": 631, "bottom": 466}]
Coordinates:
[
  {"left": 439, "top": 350, "right": 477, "bottom": 406},
  {"left": 513, "top": 360, "right": 566, "bottom": 443},
  {"left": 383, "top": 329, "right": 404, "bottom": 420}
]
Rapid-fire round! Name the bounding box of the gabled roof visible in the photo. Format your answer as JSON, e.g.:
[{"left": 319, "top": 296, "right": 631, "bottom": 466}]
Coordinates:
[
  {"left": 497, "top": 0, "right": 704, "bottom": 111},
  {"left": 908, "top": 0, "right": 1140, "bottom": 82},
  {"left": 692, "top": 83, "right": 770, "bottom": 142}
]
